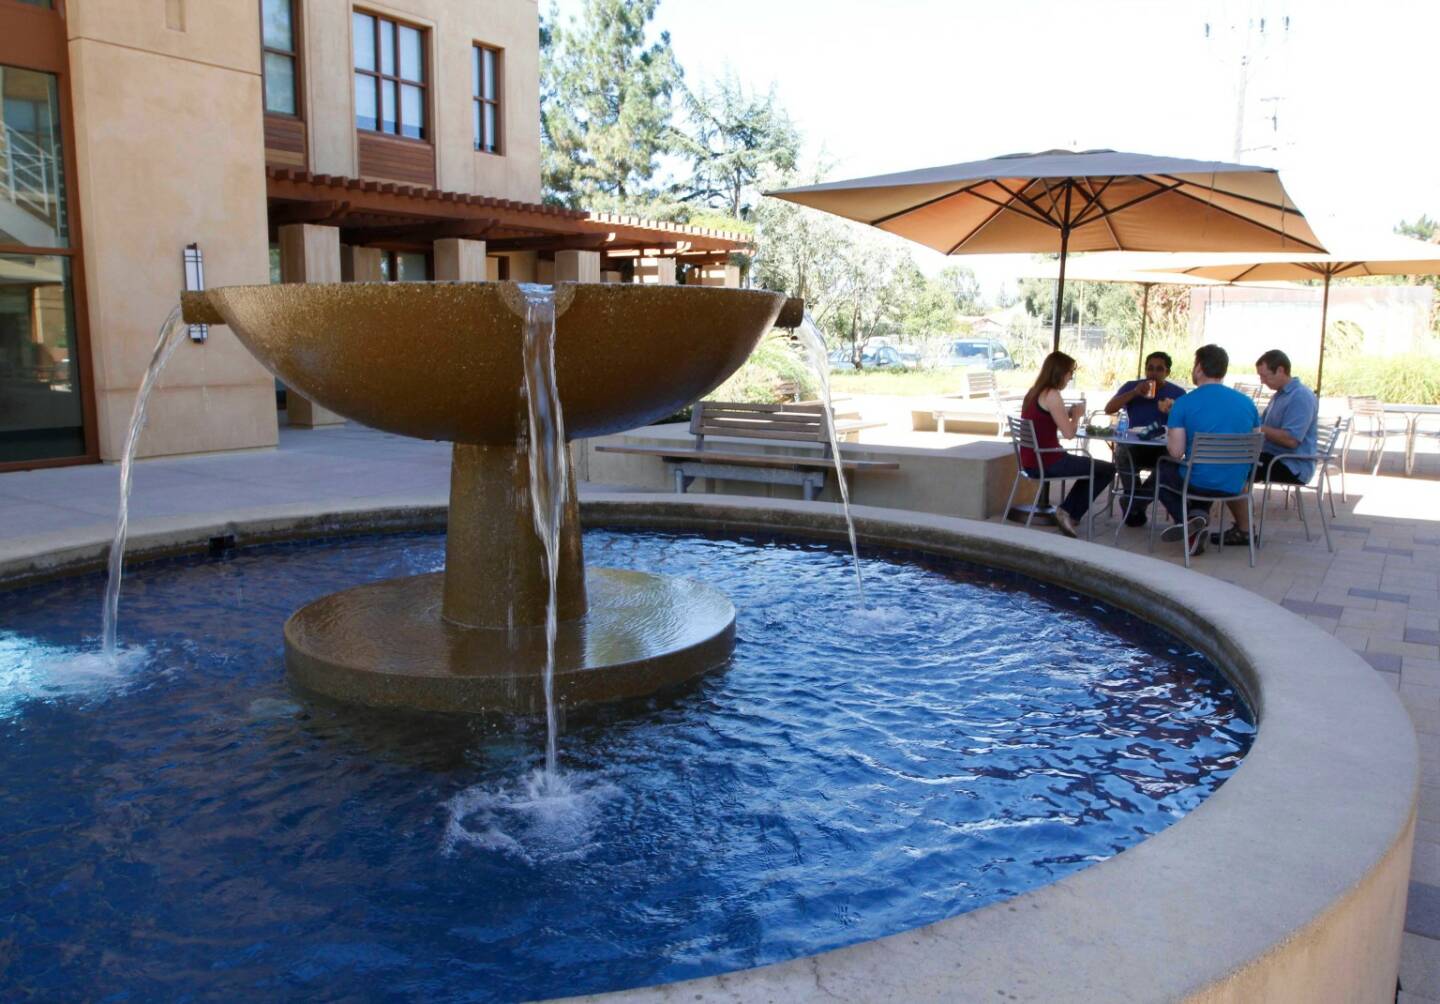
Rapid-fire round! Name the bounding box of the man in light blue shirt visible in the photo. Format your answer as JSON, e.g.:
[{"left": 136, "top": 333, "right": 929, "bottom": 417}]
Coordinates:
[
  {"left": 1210, "top": 348, "right": 1320, "bottom": 546},
  {"left": 1254, "top": 349, "right": 1319, "bottom": 483},
  {"left": 1156, "top": 344, "right": 1260, "bottom": 556}
]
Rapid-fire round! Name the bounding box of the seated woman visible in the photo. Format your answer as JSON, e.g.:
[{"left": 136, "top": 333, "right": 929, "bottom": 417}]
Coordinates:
[{"left": 1019, "top": 351, "right": 1116, "bottom": 538}]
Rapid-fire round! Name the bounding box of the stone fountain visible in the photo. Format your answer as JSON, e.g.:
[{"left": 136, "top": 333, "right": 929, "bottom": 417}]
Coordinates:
[{"left": 181, "top": 281, "right": 800, "bottom": 714}]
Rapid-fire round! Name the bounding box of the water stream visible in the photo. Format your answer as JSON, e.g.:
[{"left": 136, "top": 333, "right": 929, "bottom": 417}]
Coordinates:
[
  {"left": 794, "top": 314, "right": 866, "bottom": 605},
  {"left": 101, "top": 306, "right": 189, "bottom": 656},
  {"left": 517, "top": 284, "right": 568, "bottom": 782}
]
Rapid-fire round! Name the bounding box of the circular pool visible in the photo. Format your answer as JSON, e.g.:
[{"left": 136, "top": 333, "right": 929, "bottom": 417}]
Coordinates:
[
  {"left": 0, "top": 495, "right": 1416, "bottom": 1003},
  {"left": 0, "top": 526, "right": 1250, "bottom": 1001}
]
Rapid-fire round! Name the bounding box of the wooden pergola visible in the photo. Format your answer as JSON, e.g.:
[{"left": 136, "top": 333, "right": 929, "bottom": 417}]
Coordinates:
[{"left": 265, "top": 167, "right": 749, "bottom": 267}]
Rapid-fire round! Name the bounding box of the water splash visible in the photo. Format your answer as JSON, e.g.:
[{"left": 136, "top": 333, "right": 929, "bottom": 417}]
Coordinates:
[
  {"left": 440, "top": 768, "right": 619, "bottom": 864},
  {"left": 0, "top": 632, "right": 149, "bottom": 720},
  {"left": 793, "top": 314, "right": 865, "bottom": 605},
  {"left": 102, "top": 306, "right": 190, "bottom": 656},
  {"left": 517, "top": 284, "right": 567, "bottom": 782}
]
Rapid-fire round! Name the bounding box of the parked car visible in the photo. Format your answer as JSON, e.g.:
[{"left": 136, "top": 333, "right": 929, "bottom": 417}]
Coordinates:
[
  {"left": 948, "top": 339, "right": 1016, "bottom": 370},
  {"left": 826, "top": 348, "right": 855, "bottom": 370},
  {"left": 865, "top": 345, "right": 922, "bottom": 369}
]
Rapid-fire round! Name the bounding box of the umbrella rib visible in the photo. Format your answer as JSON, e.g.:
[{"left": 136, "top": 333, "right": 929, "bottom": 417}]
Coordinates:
[
  {"left": 1069, "top": 176, "right": 1116, "bottom": 225},
  {"left": 1075, "top": 179, "right": 1183, "bottom": 226},
  {"left": 945, "top": 200, "right": 1017, "bottom": 255},
  {"left": 869, "top": 179, "right": 993, "bottom": 227},
  {"left": 1154, "top": 173, "right": 1307, "bottom": 218},
  {"left": 1031, "top": 178, "right": 1067, "bottom": 225},
  {"left": 1073, "top": 177, "right": 1122, "bottom": 247},
  {"left": 981, "top": 182, "right": 1063, "bottom": 227},
  {"left": 993, "top": 179, "right": 1071, "bottom": 227},
  {"left": 1163, "top": 186, "right": 1327, "bottom": 252}
]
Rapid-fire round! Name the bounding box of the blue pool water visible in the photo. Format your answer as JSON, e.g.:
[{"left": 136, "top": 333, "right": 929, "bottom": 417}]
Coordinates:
[{"left": 0, "top": 529, "right": 1253, "bottom": 1001}]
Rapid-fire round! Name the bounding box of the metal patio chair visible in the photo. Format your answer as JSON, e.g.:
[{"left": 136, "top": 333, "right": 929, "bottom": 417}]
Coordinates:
[
  {"left": 1258, "top": 416, "right": 1348, "bottom": 553},
  {"left": 1148, "top": 431, "right": 1264, "bottom": 569},
  {"left": 1341, "top": 396, "right": 1405, "bottom": 498},
  {"left": 1003, "top": 415, "right": 1100, "bottom": 540}
]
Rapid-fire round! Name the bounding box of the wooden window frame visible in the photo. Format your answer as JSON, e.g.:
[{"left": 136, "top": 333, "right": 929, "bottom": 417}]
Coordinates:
[
  {"left": 259, "top": 0, "right": 303, "bottom": 120},
  {"left": 353, "top": 9, "right": 428, "bottom": 143},
  {"left": 472, "top": 42, "right": 502, "bottom": 155}
]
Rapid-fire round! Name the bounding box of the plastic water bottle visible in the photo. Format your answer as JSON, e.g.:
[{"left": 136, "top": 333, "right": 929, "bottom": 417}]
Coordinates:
[{"left": 1116, "top": 409, "right": 1129, "bottom": 438}]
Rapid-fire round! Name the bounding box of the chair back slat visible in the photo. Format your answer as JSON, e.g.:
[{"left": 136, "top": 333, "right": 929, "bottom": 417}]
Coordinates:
[
  {"left": 1318, "top": 416, "right": 1349, "bottom": 460},
  {"left": 1188, "top": 431, "right": 1264, "bottom": 465}
]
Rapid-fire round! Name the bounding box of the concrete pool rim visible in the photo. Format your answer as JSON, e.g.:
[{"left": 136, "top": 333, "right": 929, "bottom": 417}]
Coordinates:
[{"left": 0, "top": 492, "right": 1418, "bottom": 1003}]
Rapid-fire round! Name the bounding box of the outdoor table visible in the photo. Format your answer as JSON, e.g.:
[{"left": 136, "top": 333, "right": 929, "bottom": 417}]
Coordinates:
[
  {"left": 1079, "top": 428, "right": 1170, "bottom": 526},
  {"left": 1380, "top": 403, "right": 1440, "bottom": 476}
]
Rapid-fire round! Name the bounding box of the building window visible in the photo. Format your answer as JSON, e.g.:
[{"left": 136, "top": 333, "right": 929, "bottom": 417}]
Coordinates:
[
  {"left": 353, "top": 11, "right": 426, "bottom": 140},
  {"left": 379, "top": 251, "right": 429, "bottom": 281},
  {"left": 472, "top": 44, "right": 501, "bottom": 153},
  {"left": 261, "top": 0, "right": 299, "bottom": 116}
]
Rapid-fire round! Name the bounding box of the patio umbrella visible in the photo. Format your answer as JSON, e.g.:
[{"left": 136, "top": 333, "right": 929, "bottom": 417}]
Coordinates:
[
  {"left": 1130, "top": 233, "right": 1440, "bottom": 392},
  {"left": 768, "top": 149, "right": 1324, "bottom": 351}
]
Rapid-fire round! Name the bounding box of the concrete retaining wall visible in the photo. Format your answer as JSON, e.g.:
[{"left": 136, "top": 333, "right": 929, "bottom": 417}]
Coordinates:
[{"left": 581, "top": 424, "right": 1018, "bottom": 520}]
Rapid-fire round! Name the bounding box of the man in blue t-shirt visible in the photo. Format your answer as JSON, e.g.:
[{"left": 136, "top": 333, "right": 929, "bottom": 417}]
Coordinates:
[
  {"left": 1103, "top": 351, "right": 1187, "bottom": 526},
  {"left": 1156, "top": 344, "right": 1260, "bottom": 556}
]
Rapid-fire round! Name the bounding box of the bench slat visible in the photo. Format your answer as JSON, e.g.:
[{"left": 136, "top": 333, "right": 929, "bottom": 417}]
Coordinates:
[{"left": 594, "top": 444, "right": 899, "bottom": 472}]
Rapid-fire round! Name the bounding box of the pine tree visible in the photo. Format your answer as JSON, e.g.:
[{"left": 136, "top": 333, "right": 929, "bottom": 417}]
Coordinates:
[{"left": 540, "top": 0, "right": 682, "bottom": 209}]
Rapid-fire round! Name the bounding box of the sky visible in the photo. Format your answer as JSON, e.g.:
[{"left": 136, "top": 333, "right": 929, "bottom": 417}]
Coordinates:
[{"left": 551, "top": 0, "right": 1440, "bottom": 295}]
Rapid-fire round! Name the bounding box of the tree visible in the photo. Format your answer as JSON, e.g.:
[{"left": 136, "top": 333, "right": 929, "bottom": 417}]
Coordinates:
[
  {"left": 672, "top": 74, "right": 800, "bottom": 219},
  {"left": 750, "top": 169, "right": 850, "bottom": 320},
  {"left": 540, "top": 0, "right": 682, "bottom": 209},
  {"left": 935, "top": 264, "right": 982, "bottom": 315}
]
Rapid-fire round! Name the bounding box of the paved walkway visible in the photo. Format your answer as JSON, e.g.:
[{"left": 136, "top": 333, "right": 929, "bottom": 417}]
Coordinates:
[{"left": 1, "top": 422, "right": 1438, "bottom": 997}]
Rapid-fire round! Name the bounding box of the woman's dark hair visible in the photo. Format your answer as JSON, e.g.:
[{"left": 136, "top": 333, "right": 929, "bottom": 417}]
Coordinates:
[
  {"left": 1145, "top": 350, "right": 1173, "bottom": 372},
  {"left": 1194, "top": 343, "right": 1229, "bottom": 380},
  {"left": 1023, "top": 350, "right": 1076, "bottom": 412}
]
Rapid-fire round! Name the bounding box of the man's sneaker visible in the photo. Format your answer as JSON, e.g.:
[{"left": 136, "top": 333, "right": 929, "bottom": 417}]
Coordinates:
[
  {"left": 1161, "top": 514, "right": 1208, "bottom": 545},
  {"left": 1187, "top": 523, "right": 1209, "bottom": 556},
  {"left": 1054, "top": 509, "right": 1079, "bottom": 538}
]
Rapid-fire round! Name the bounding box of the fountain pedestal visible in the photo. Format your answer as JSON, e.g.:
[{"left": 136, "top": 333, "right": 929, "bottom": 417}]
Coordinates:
[
  {"left": 181, "top": 280, "right": 794, "bottom": 713},
  {"left": 282, "top": 440, "right": 736, "bottom": 713}
]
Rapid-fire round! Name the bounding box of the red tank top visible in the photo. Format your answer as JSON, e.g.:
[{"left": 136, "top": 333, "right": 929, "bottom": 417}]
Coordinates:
[{"left": 1020, "top": 395, "right": 1061, "bottom": 471}]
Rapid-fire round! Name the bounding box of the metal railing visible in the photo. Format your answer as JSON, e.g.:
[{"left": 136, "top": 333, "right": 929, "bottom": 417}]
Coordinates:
[{"left": 0, "top": 122, "right": 62, "bottom": 228}]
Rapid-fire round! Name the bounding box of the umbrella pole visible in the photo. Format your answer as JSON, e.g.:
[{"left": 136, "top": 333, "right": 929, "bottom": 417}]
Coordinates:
[
  {"left": 1315, "top": 272, "right": 1331, "bottom": 395},
  {"left": 1137, "top": 283, "right": 1151, "bottom": 378},
  {"left": 1052, "top": 223, "right": 1070, "bottom": 353}
]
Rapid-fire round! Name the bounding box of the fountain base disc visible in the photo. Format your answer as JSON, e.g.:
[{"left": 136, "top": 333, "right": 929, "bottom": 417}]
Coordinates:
[{"left": 283, "top": 568, "right": 735, "bottom": 714}]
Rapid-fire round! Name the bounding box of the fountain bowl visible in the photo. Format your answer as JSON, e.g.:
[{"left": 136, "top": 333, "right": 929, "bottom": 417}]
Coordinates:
[{"left": 181, "top": 281, "right": 789, "bottom": 444}]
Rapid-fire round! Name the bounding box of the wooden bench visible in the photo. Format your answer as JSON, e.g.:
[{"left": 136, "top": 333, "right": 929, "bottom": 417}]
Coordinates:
[
  {"left": 948, "top": 370, "right": 1022, "bottom": 402},
  {"left": 594, "top": 401, "right": 899, "bottom": 500}
]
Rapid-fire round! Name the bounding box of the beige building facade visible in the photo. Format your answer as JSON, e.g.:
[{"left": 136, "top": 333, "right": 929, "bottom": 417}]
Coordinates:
[{"left": 0, "top": 0, "right": 745, "bottom": 471}]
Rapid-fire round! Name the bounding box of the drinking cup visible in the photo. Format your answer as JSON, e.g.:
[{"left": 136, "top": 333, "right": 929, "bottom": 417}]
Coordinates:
[{"left": 1142, "top": 379, "right": 1156, "bottom": 398}]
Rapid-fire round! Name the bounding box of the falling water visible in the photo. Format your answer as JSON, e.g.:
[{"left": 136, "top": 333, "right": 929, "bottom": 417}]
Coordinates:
[
  {"left": 102, "top": 306, "right": 189, "bottom": 656},
  {"left": 794, "top": 313, "right": 865, "bottom": 605},
  {"left": 517, "top": 284, "right": 567, "bottom": 781}
]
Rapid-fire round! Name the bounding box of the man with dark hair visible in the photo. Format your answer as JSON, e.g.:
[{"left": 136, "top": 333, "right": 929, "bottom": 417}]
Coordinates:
[
  {"left": 1156, "top": 344, "right": 1260, "bottom": 556},
  {"left": 1103, "top": 350, "right": 1187, "bottom": 526},
  {"left": 1212, "top": 348, "right": 1320, "bottom": 545}
]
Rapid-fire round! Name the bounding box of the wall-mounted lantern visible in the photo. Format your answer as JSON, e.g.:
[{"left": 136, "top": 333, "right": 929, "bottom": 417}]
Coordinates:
[{"left": 183, "top": 243, "right": 208, "bottom": 342}]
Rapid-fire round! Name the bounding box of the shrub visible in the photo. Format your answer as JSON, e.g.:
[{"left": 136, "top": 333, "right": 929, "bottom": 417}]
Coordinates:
[
  {"left": 1315, "top": 352, "right": 1440, "bottom": 404},
  {"left": 707, "top": 333, "right": 818, "bottom": 404}
]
